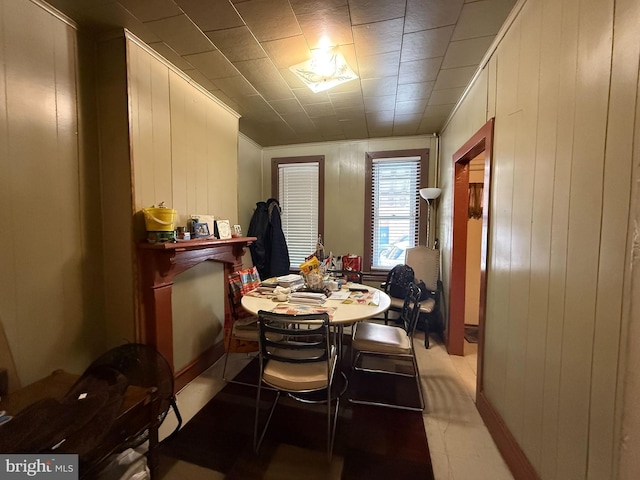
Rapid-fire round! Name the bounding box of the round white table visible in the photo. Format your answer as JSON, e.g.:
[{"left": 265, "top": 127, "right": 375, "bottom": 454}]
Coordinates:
[{"left": 240, "top": 285, "right": 390, "bottom": 325}]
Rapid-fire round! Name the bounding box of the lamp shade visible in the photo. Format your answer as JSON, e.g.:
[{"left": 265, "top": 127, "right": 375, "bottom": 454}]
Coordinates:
[{"left": 420, "top": 188, "right": 442, "bottom": 201}]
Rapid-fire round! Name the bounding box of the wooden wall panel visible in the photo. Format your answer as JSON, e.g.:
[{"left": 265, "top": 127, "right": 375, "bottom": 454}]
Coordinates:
[
  {"left": 508, "top": 0, "right": 541, "bottom": 458},
  {"left": 482, "top": 16, "right": 520, "bottom": 417},
  {"left": 124, "top": 36, "right": 240, "bottom": 367},
  {"left": 524, "top": 0, "right": 561, "bottom": 471},
  {"left": 0, "top": 0, "right": 103, "bottom": 384},
  {"left": 441, "top": 0, "right": 637, "bottom": 478},
  {"left": 557, "top": 0, "right": 613, "bottom": 477},
  {"left": 589, "top": 0, "right": 639, "bottom": 477}
]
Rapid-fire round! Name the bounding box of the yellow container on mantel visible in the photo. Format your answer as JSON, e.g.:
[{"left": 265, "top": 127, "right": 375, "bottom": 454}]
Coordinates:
[{"left": 142, "top": 202, "right": 177, "bottom": 232}]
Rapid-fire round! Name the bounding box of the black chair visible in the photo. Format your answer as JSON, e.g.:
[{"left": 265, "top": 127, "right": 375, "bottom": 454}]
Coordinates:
[
  {"left": 254, "top": 310, "right": 341, "bottom": 461},
  {"left": 380, "top": 264, "right": 415, "bottom": 324},
  {"left": 350, "top": 282, "right": 424, "bottom": 411}
]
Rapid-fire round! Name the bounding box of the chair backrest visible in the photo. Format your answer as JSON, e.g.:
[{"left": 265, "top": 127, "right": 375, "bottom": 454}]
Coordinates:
[
  {"left": 384, "top": 264, "right": 415, "bottom": 299},
  {"left": 398, "top": 282, "right": 422, "bottom": 336},
  {"left": 405, "top": 246, "right": 440, "bottom": 292},
  {"left": 228, "top": 266, "right": 261, "bottom": 319},
  {"left": 256, "top": 311, "right": 332, "bottom": 366}
]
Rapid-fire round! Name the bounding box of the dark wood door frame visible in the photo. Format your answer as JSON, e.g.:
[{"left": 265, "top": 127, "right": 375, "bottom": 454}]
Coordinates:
[{"left": 448, "top": 119, "right": 494, "bottom": 398}]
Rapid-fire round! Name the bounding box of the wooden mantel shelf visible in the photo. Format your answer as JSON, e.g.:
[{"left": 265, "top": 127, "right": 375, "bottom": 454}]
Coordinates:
[{"left": 137, "top": 236, "right": 256, "bottom": 388}]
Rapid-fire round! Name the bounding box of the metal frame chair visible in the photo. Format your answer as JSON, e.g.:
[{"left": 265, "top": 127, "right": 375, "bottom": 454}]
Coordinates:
[
  {"left": 350, "top": 282, "right": 424, "bottom": 411},
  {"left": 254, "top": 310, "right": 341, "bottom": 461}
]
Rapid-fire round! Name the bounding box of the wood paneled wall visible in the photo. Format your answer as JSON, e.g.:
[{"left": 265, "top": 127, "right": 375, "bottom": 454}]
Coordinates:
[
  {"left": 439, "top": 0, "right": 640, "bottom": 478},
  {"left": 98, "top": 33, "right": 241, "bottom": 371},
  {"left": 0, "top": 0, "right": 105, "bottom": 385}
]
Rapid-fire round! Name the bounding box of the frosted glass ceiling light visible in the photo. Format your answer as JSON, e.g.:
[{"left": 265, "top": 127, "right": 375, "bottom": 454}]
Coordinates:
[{"left": 289, "top": 47, "right": 358, "bottom": 93}]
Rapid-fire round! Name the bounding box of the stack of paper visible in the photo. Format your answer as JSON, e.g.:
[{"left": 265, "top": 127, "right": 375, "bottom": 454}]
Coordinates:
[
  {"left": 276, "top": 274, "right": 304, "bottom": 288},
  {"left": 289, "top": 291, "right": 327, "bottom": 305}
]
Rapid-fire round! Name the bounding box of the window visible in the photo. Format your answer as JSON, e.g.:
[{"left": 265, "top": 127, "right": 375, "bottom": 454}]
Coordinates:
[
  {"left": 364, "top": 149, "right": 429, "bottom": 271},
  {"left": 272, "top": 156, "right": 325, "bottom": 268}
]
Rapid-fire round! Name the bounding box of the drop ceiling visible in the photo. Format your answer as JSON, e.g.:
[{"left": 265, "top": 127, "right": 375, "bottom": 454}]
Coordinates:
[{"left": 45, "top": 0, "right": 517, "bottom": 147}]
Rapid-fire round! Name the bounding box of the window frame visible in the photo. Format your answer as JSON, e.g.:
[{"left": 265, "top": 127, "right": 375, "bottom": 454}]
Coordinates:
[
  {"left": 363, "top": 149, "right": 430, "bottom": 273},
  {"left": 271, "top": 155, "right": 325, "bottom": 270}
]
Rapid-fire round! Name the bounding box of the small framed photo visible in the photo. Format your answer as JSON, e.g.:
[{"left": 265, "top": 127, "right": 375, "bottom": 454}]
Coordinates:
[
  {"left": 233, "top": 224, "right": 242, "bottom": 237},
  {"left": 193, "top": 222, "right": 210, "bottom": 238},
  {"left": 216, "top": 219, "right": 232, "bottom": 239}
]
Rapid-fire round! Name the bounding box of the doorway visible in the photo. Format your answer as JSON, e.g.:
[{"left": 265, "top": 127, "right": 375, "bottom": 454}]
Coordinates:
[{"left": 447, "top": 118, "right": 494, "bottom": 395}]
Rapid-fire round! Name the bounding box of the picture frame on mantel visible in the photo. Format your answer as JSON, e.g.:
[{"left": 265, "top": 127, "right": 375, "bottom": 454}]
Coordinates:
[{"left": 216, "top": 220, "right": 232, "bottom": 239}]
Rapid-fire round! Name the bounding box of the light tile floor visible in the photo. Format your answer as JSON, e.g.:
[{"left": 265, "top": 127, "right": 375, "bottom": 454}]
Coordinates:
[{"left": 157, "top": 332, "right": 514, "bottom": 480}]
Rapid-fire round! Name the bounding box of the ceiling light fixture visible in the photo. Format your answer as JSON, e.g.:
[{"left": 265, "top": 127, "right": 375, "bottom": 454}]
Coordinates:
[{"left": 289, "top": 46, "right": 358, "bottom": 93}]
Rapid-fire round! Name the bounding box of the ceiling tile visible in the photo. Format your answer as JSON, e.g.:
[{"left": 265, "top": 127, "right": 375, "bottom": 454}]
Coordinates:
[
  {"left": 293, "top": 88, "right": 331, "bottom": 105},
  {"left": 254, "top": 80, "right": 296, "bottom": 101},
  {"left": 47, "top": 0, "right": 516, "bottom": 146},
  {"left": 270, "top": 98, "right": 306, "bottom": 115},
  {"left": 183, "top": 50, "right": 238, "bottom": 79},
  {"left": 349, "top": 0, "right": 407, "bottom": 26},
  {"left": 401, "top": 26, "right": 455, "bottom": 62},
  {"left": 213, "top": 75, "right": 258, "bottom": 98},
  {"left": 428, "top": 87, "right": 466, "bottom": 105},
  {"left": 148, "top": 42, "right": 195, "bottom": 71},
  {"left": 304, "top": 102, "right": 336, "bottom": 118},
  {"left": 181, "top": 68, "right": 218, "bottom": 91},
  {"left": 452, "top": 0, "right": 516, "bottom": 41},
  {"left": 232, "top": 94, "right": 273, "bottom": 114},
  {"left": 361, "top": 77, "right": 398, "bottom": 97},
  {"left": 363, "top": 95, "right": 396, "bottom": 113},
  {"left": 352, "top": 18, "right": 403, "bottom": 57},
  {"left": 281, "top": 113, "right": 318, "bottom": 133},
  {"left": 234, "top": 0, "right": 301, "bottom": 42},
  {"left": 234, "top": 57, "right": 283, "bottom": 85},
  {"left": 175, "top": 0, "right": 244, "bottom": 31},
  {"left": 289, "top": 0, "right": 348, "bottom": 15},
  {"left": 393, "top": 116, "right": 421, "bottom": 136},
  {"left": 405, "top": 0, "right": 464, "bottom": 33},
  {"left": 334, "top": 107, "right": 366, "bottom": 121},
  {"left": 297, "top": 6, "right": 353, "bottom": 50},
  {"left": 205, "top": 27, "right": 266, "bottom": 62},
  {"left": 329, "top": 91, "right": 365, "bottom": 108},
  {"left": 357, "top": 51, "right": 400, "bottom": 79},
  {"left": 144, "top": 14, "right": 214, "bottom": 55},
  {"left": 262, "top": 36, "right": 311, "bottom": 70},
  {"left": 433, "top": 65, "right": 477, "bottom": 90},
  {"left": 118, "top": 0, "right": 181, "bottom": 22},
  {"left": 395, "top": 99, "right": 428, "bottom": 116},
  {"left": 441, "top": 36, "right": 494, "bottom": 68},
  {"left": 424, "top": 104, "right": 456, "bottom": 117},
  {"left": 397, "top": 81, "right": 434, "bottom": 101},
  {"left": 398, "top": 57, "right": 443, "bottom": 84}
]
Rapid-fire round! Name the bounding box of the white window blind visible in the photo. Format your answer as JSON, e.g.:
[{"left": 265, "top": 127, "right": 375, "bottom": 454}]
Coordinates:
[
  {"left": 371, "top": 157, "right": 421, "bottom": 269},
  {"left": 278, "top": 162, "right": 319, "bottom": 267}
]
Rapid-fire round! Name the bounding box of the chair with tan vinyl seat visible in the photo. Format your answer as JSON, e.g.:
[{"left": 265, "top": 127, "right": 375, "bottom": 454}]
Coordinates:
[
  {"left": 404, "top": 246, "right": 443, "bottom": 348},
  {"left": 350, "top": 282, "right": 424, "bottom": 411},
  {"left": 253, "top": 310, "right": 341, "bottom": 461}
]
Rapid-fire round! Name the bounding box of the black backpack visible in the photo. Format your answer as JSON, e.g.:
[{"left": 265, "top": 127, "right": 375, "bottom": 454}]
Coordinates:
[{"left": 386, "top": 264, "right": 415, "bottom": 299}]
